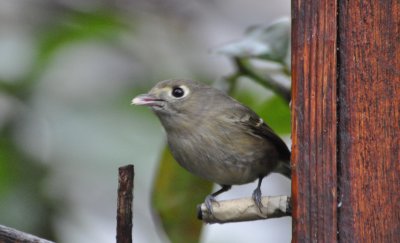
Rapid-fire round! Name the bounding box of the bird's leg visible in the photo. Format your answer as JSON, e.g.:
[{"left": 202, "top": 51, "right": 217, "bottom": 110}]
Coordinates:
[
  {"left": 205, "top": 185, "right": 232, "bottom": 214},
  {"left": 252, "top": 176, "right": 264, "bottom": 212}
]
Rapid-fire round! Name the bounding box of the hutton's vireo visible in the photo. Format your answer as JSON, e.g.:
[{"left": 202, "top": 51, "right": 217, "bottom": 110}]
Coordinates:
[{"left": 132, "top": 79, "right": 291, "bottom": 213}]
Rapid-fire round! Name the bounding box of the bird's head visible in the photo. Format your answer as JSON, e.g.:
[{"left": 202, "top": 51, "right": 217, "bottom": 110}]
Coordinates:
[
  {"left": 132, "top": 79, "right": 221, "bottom": 130},
  {"left": 132, "top": 79, "right": 200, "bottom": 113}
]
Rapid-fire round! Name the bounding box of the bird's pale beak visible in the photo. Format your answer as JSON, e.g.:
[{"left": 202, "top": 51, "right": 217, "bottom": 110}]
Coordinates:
[{"left": 131, "top": 94, "right": 164, "bottom": 107}]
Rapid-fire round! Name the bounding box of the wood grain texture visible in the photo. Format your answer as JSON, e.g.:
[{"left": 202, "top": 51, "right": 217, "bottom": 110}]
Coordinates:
[
  {"left": 291, "top": 0, "right": 338, "bottom": 242},
  {"left": 337, "top": 1, "right": 400, "bottom": 242}
]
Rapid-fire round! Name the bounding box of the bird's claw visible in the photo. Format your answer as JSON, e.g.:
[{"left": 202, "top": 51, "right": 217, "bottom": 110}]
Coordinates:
[
  {"left": 252, "top": 187, "right": 263, "bottom": 212},
  {"left": 205, "top": 195, "right": 219, "bottom": 215}
]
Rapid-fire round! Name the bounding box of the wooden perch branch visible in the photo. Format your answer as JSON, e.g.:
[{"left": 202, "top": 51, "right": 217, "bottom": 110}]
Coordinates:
[
  {"left": 0, "top": 224, "right": 54, "bottom": 243},
  {"left": 117, "top": 165, "right": 134, "bottom": 243},
  {"left": 197, "top": 195, "right": 291, "bottom": 224}
]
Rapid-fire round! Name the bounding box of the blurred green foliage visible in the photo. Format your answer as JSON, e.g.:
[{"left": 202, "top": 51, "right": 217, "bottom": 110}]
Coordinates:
[
  {"left": 0, "top": 7, "right": 128, "bottom": 241},
  {"left": 0, "top": 125, "right": 55, "bottom": 239},
  {"left": 0, "top": 4, "right": 290, "bottom": 242},
  {"left": 36, "top": 10, "right": 126, "bottom": 71}
]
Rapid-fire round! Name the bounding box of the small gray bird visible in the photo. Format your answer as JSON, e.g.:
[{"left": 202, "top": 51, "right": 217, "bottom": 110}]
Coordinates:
[{"left": 132, "top": 79, "right": 291, "bottom": 213}]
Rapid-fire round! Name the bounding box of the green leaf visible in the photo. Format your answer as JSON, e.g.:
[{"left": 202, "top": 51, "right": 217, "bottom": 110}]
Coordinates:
[
  {"left": 214, "top": 18, "right": 290, "bottom": 64},
  {"left": 258, "top": 95, "right": 291, "bottom": 135},
  {"left": 152, "top": 147, "right": 213, "bottom": 243}
]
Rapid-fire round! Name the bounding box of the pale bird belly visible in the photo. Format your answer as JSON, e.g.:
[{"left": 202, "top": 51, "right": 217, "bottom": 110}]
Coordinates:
[
  {"left": 167, "top": 132, "right": 272, "bottom": 185},
  {"left": 171, "top": 144, "right": 266, "bottom": 185}
]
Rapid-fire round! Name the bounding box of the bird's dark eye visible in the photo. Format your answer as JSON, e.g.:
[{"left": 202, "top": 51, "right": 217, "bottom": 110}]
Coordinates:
[{"left": 172, "top": 87, "right": 184, "bottom": 98}]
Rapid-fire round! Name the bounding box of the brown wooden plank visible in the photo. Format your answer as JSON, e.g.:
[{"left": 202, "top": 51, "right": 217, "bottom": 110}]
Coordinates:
[
  {"left": 291, "top": 0, "right": 338, "bottom": 242},
  {"left": 337, "top": 0, "right": 400, "bottom": 242}
]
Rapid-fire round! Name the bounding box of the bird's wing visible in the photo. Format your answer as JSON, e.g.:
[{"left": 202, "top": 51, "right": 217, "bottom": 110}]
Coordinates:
[
  {"left": 220, "top": 103, "right": 291, "bottom": 163},
  {"left": 214, "top": 101, "right": 292, "bottom": 178},
  {"left": 240, "top": 106, "right": 292, "bottom": 179}
]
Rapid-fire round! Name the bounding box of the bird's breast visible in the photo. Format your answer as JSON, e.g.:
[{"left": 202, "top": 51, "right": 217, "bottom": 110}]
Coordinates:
[{"left": 166, "top": 127, "right": 276, "bottom": 185}]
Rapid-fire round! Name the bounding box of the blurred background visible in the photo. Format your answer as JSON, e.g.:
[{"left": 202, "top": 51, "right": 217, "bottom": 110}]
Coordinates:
[{"left": 0, "top": 0, "right": 290, "bottom": 242}]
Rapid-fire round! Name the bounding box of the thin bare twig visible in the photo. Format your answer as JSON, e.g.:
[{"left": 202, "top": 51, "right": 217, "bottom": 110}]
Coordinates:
[
  {"left": 0, "top": 224, "right": 54, "bottom": 243},
  {"left": 117, "top": 165, "right": 134, "bottom": 243}
]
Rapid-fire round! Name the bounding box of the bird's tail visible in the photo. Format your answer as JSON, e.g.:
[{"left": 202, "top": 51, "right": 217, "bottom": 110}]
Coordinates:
[{"left": 273, "top": 161, "right": 291, "bottom": 179}]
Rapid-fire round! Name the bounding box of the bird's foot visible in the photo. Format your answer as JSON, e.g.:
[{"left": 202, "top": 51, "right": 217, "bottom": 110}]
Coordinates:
[
  {"left": 252, "top": 187, "right": 263, "bottom": 212},
  {"left": 204, "top": 195, "right": 219, "bottom": 215}
]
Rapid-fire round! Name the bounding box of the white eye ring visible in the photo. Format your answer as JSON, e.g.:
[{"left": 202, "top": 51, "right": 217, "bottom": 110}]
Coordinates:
[{"left": 170, "top": 85, "right": 190, "bottom": 99}]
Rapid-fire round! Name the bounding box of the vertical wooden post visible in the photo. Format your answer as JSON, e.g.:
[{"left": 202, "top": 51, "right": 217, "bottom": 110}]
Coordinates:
[
  {"left": 291, "top": 0, "right": 338, "bottom": 242},
  {"left": 337, "top": 1, "right": 400, "bottom": 242},
  {"left": 292, "top": 0, "right": 400, "bottom": 242}
]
